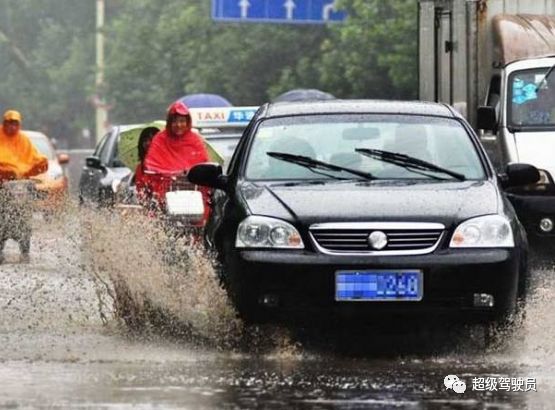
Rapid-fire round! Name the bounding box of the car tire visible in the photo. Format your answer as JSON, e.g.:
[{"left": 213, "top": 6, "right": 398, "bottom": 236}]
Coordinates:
[
  {"left": 485, "top": 251, "right": 530, "bottom": 349},
  {"left": 220, "top": 240, "right": 261, "bottom": 323},
  {"left": 224, "top": 267, "right": 261, "bottom": 322},
  {"left": 484, "top": 295, "right": 523, "bottom": 349}
]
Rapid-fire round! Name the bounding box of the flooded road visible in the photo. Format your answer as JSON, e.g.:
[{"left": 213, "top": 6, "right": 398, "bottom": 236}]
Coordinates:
[{"left": 1, "top": 207, "right": 554, "bottom": 409}]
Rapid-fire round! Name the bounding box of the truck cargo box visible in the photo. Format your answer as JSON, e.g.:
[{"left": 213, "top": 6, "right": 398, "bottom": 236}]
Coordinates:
[{"left": 418, "top": 0, "right": 555, "bottom": 127}]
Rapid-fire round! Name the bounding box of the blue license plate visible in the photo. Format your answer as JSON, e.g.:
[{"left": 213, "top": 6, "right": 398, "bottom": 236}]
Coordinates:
[{"left": 335, "top": 270, "right": 423, "bottom": 301}]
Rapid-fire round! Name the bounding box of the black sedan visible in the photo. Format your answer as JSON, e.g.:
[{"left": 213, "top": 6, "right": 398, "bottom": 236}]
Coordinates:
[
  {"left": 188, "top": 100, "right": 539, "bottom": 330},
  {"left": 79, "top": 125, "right": 135, "bottom": 207}
]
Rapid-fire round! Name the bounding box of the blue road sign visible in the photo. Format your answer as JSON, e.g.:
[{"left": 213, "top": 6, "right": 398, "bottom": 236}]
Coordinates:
[{"left": 212, "top": 0, "right": 346, "bottom": 24}]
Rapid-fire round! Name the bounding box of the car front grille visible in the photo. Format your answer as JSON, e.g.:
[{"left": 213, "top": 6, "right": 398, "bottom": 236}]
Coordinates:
[{"left": 309, "top": 222, "right": 445, "bottom": 255}]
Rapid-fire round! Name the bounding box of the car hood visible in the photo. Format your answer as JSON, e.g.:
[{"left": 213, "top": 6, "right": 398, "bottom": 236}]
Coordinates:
[
  {"left": 241, "top": 180, "right": 500, "bottom": 225},
  {"left": 514, "top": 131, "right": 555, "bottom": 178},
  {"left": 30, "top": 160, "right": 64, "bottom": 185}
]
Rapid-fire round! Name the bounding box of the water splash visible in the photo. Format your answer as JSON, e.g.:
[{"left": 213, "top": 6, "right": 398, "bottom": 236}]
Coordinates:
[
  {"left": 508, "top": 257, "right": 555, "bottom": 366},
  {"left": 79, "top": 207, "right": 243, "bottom": 347}
]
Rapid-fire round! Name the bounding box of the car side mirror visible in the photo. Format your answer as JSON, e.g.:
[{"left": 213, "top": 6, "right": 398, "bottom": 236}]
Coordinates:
[
  {"left": 188, "top": 163, "right": 227, "bottom": 190},
  {"left": 85, "top": 156, "right": 102, "bottom": 169},
  {"left": 503, "top": 163, "right": 540, "bottom": 188},
  {"left": 477, "top": 106, "right": 497, "bottom": 131},
  {"left": 57, "top": 153, "right": 70, "bottom": 164},
  {"left": 112, "top": 158, "right": 127, "bottom": 168}
]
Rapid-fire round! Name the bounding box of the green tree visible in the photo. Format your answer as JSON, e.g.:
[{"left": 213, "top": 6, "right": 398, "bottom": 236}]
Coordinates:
[
  {"left": 105, "top": 0, "right": 329, "bottom": 123},
  {"left": 271, "top": 0, "right": 418, "bottom": 99},
  {"left": 0, "top": 0, "right": 418, "bottom": 146},
  {"left": 0, "top": 0, "right": 95, "bottom": 147}
]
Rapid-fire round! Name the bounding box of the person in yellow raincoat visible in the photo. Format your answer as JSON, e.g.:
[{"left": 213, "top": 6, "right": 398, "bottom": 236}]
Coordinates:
[{"left": 0, "top": 110, "right": 48, "bottom": 263}]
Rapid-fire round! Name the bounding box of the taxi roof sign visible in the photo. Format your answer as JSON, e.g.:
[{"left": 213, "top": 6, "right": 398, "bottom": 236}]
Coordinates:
[{"left": 189, "top": 106, "right": 258, "bottom": 129}]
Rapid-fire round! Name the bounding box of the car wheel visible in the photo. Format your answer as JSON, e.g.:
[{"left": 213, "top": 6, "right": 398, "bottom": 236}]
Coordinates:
[
  {"left": 220, "top": 241, "right": 261, "bottom": 322},
  {"left": 219, "top": 265, "right": 262, "bottom": 323},
  {"left": 484, "top": 296, "right": 523, "bottom": 349},
  {"left": 224, "top": 268, "right": 261, "bottom": 322},
  {"left": 486, "top": 253, "right": 530, "bottom": 349}
]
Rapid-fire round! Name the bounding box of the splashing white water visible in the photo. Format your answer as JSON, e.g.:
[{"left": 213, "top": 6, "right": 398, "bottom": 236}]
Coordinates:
[{"left": 79, "top": 207, "right": 243, "bottom": 347}]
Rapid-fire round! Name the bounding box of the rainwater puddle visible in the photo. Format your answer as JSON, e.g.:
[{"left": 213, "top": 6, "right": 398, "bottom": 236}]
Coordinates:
[{"left": 1, "top": 202, "right": 555, "bottom": 408}]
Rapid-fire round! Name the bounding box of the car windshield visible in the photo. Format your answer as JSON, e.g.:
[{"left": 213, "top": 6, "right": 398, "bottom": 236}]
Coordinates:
[
  {"left": 509, "top": 67, "right": 555, "bottom": 129},
  {"left": 30, "top": 137, "right": 55, "bottom": 160},
  {"left": 245, "top": 114, "right": 485, "bottom": 181}
]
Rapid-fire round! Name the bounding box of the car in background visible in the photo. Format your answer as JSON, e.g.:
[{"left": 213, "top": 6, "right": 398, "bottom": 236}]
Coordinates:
[
  {"left": 84, "top": 107, "right": 256, "bottom": 208},
  {"left": 112, "top": 107, "right": 257, "bottom": 209},
  {"left": 26, "top": 130, "right": 70, "bottom": 211},
  {"left": 78, "top": 125, "right": 137, "bottom": 207},
  {"left": 272, "top": 88, "right": 336, "bottom": 103},
  {"left": 188, "top": 100, "right": 539, "bottom": 335}
]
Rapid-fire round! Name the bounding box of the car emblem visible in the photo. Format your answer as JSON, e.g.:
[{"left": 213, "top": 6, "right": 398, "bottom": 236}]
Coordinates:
[{"left": 368, "top": 231, "right": 388, "bottom": 250}]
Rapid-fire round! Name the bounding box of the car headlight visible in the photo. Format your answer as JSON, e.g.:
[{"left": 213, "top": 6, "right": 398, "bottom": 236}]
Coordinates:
[
  {"left": 47, "top": 165, "right": 64, "bottom": 180},
  {"left": 450, "top": 215, "right": 514, "bottom": 248},
  {"left": 111, "top": 178, "right": 122, "bottom": 193},
  {"left": 236, "top": 216, "right": 304, "bottom": 249}
]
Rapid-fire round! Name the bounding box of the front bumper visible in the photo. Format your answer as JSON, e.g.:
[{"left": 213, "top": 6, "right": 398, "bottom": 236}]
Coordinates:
[
  {"left": 230, "top": 248, "right": 521, "bottom": 323},
  {"left": 507, "top": 190, "right": 555, "bottom": 238}
]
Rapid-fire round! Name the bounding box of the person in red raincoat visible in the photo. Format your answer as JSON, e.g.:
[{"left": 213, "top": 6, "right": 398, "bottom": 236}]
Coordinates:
[{"left": 141, "top": 101, "right": 211, "bottom": 223}]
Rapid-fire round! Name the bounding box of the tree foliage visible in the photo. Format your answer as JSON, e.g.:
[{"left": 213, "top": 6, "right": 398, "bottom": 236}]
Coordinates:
[
  {"left": 271, "top": 0, "right": 417, "bottom": 99},
  {"left": 0, "top": 0, "right": 95, "bottom": 144},
  {"left": 0, "top": 0, "right": 417, "bottom": 146}
]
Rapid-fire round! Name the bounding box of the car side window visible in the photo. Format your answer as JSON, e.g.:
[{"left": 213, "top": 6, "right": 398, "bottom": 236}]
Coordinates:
[
  {"left": 110, "top": 134, "right": 124, "bottom": 167},
  {"left": 107, "top": 129, "right": 132, "bottom": 168},
  {"left": 99, "top": 131, "right": 115, "bottom": 165},
  {"left": 93, "top": 133, "right": 110, "bottom": 158},
  {"left": 228, "top": 120, "right": 255, "bottom": 174}
]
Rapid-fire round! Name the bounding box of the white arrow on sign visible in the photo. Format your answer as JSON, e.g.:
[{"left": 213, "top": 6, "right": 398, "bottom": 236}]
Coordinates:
[
  {"left": 322, "top": 1, "right": 337, "bottom": 21},
  {"left": 284, "top": 0, "right": 296, "bottom": 20},
  {"left": 238, "top": 0, "right": 250, "bottom": 18}
]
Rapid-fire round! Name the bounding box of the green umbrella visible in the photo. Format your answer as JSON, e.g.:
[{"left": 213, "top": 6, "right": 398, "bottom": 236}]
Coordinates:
[{"left": 118, "top": 121, "right": 224, "bottom": 170}]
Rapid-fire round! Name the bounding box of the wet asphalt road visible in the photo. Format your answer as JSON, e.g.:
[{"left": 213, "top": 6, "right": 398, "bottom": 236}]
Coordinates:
[{"left": 1, "top": 211, "right": 554, "bottom": 409}]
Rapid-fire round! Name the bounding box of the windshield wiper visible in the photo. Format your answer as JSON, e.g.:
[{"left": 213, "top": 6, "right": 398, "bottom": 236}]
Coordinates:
[
  {"left": 535, "top": 63, "right": 555, "bottom": 92},
  {"left": 355, "top": 148, "right": 466, "bottom": 181},
  {"left": 267, "top": 152, "right": 376, "bottom": 180}
]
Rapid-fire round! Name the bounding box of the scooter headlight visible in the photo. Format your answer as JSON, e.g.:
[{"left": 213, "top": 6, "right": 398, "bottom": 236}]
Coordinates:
[{"left": 47, "top": 164, "right": 64, "bottom": 180}]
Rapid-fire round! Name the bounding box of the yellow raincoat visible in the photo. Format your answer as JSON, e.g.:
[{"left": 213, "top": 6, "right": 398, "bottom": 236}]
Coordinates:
[{"left": 0, "top": 128, "right": 48, "bottom": 179}]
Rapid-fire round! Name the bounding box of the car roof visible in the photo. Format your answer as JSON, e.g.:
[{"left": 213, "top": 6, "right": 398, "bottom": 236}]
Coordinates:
[
  {"left": 259, "top": 100, "right": 458, "bottom": 119},
  {"left": 505, "top": 55, "right": 555, "bottom": 71},
  {"left": 112, "top": 124, "right": 143, "bottom": 134},
  {"left": 24, "top": 130, "right": 50, "bottom": 140}
]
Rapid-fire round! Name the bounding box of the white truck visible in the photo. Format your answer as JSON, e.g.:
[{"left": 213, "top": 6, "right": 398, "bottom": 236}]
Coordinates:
[{"left": 418, "top": 0, "right": 555, "bottom": 243}]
